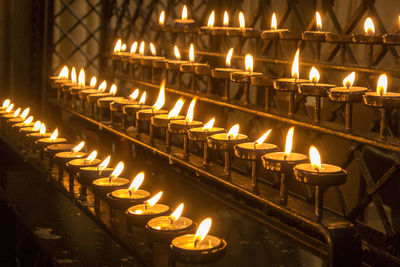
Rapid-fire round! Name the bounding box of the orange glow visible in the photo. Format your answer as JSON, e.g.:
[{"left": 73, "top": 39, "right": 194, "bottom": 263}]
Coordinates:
[
  {"left": 146, "top": 191, "right": 163, "bottom": 207},
  {"left": 364, "top": 17, "right": 375, "bottom": 34},
  {"left": 33, "top": 120, "right": 41, "bottom": 131},
  {"left": 90, "top": 76, "right": 97, "bottom": 87},
  {"left": 109, "top": 84, "right": 117, "bottom": 95},
  {"left": 170, "top": 203, "right": 184, "bottom": 222},
  {"left": 223, "top": 11, "right": 229, "bottom": 26},
  {"left": 271, "top": 13, "right": 277, "bottom": 30},
  {"left": 6, "top": 103, "right": 14, "bottom": 113},
  {"left": 343, "top": 72, "right": 355, "bottom": 88},
  {"left": 78, "top": 69, "right": 85, "bottom": 86},
  {"left": 2, "top": 99, "right": 10, "bottom": 109},
  {"left": 13, "top": 108, "right": 21, "bottom": 118},
  {"left": 49, "top": 128, "right": 58, "bottom": 141},
  {"left": 39, "top": 123, "right": 46, "bottom": 134},
  {"left": 284, "top": 127, "right": 294, "bottom": 156},
  {"left": 152, "top": 80, "right": 166, "bottom": 110},
  {"left": 227, "top": 124, "right": 239, "bottom": 139},
  {"left": 291, "top": 49, "right": 300, "bottom": 79},
  {"left": 150, "top": 43, "right": 156, "bottom": 56},
  {"left": 239, "top": 12, "right": 245, "bottom": 29},
  {"left": 159, "top": 10, "right": 165, "bottom": 25},
  {"left": 309, "top": 146, "right": 322, "bottom": 171},
  {"left": 245, "top": 54, "right": 253, "bottom": 73},
  {"left": 309, "top": 67, "right": 320, "bottom": 83},
  {"left": 73, "top": 141, "right": 85, "bottom": 152},
  {"left": 128, "top": 171, "right": 144, "bottom": 192},
  {"left": 20, "top": 108, "right": 30, "bottom": 120},
  {"left": 168, "top": 98, "right": 185, "bottom": 119},
  {"left": 71, "top": 67, "right": 77, "bottom": 83},
  {"left": 256, "top": 129, "right": 272, "bottom": 144},
  {"left": 121, "top": 43, "right": 126, "bottom": 51},
  {"left": 130, "top": 41, "right": 138, "bottom": 54},
  {"left": 207, "top": 11, "right": 215, "bottom": 27},
  {"left": 185, "top": 98, "right": 197, "bottom": 122},
  {"left": 110, "top": 161, "right": 124, "bottom": 180},
  {"left": 86, "top": 150, "right": 97, "bottom": 163},
  {"left": 194, "top": 218, "right": 212, "bottom": 244},
  {"left": 114, "top": 39, "right": 122, "bottom": 53},
  {"left": 139, "top": 41, "right": 145, "bottom": 56},
  {"left": 202, "top": 117, "right": 215, "bottom": 130},
  {"left": 23, "top": 116, "right": 33, "bottom": 125},
  {"left": 98, "top": 155, "right": 111, "bottom": 172},
  {"left": 58, "top": 66, "right": 69, "bottom": 79},
  {"left": 129, "top": 89, "right": 140, "bottom": 100},
  {"left": 377, "top": 74, "right": 387, "bottom": 96},
  {"left": 181, "top": 5, "right": 188, "bottom": 20},
  {"left": 98, "top": 80, "right": 107, "bottom": 92},
  {"left": 226, "top": 48, "right": 233, "bottom": 68},
  {"left": 139, "top": 92, "right": 146, "bottom": 104},
  {"left": 316, "top": 11, "right": 322, "bottom": 31},
  {"left": 189, "top": 43, "right": 195, "bottom": 63},
  {"left": 174, "top": 46, "right": 181, "bottom": 60}
]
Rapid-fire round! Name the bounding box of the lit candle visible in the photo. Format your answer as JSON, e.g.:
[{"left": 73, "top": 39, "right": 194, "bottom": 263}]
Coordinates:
[
  {"left": 302, "top": 11, "right": 329, "bottom": 41},
  {"left": 54, "top": 141, "right": 86, "bottom": 183},
  {"left": 136, "top": 81, "right": 168, "bottom": 126},
  {"left": 122, "top": 92, "right": 150, "bottom": 130},
  {"left": 353, "top": 17, "right": 382, "bottom": 43},
  {"left": 174, "top": 5, "right": 195, "bottom": 28},
  {"left": 97, "top": 84, "right": 124, "bottom": 121},
  {"left": 37, "top": 128, "right": 68, "bottom": 152},
  {"left": 151, "top": 98, "right": 185, "bottom": 139},
  {"left": 61, "top": 67, "right": 78, "bottom": 103},
  {"left": 92, "top": 161, "right": 130, "bottom": 197},
  {"left": 261, "top": 12, "right": 290, "bottom": 40},
  {"left": 140, "top": 43, "right": 165, "bottom": 67},
  {"left": 165, "top": 46, "right": 190, "bottom": 74},
  {"left": 199, "top": 10, "right": 215, "bottom": 34}
]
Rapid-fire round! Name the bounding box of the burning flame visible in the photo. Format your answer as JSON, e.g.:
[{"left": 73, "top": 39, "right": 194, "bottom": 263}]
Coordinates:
[
  {"left": 181, "top": 5, "right": 188, "bottom": 20},
  {"left": 98, "top": 81, "right": 107, "bottom": 92},
  {"left": 129, "top": 89, "right": 140, "bottom": 100},
  {"left": 128, "top": 171, "right": 144, "bottom": 192},
  {"left": 150, "top": 43, "right": 156, "bottom": 56},
  {"left": 189, "top": 43, "right": 195, "bottom": 63},
  {"left": 207, "top": 11, "right": 215, "bottom": 27},
  {"left": 78, "top": 69, "right": 85, "bottom": 86},
  {"left": 121, "top": 43, "right": 126, "bottom": 51},
  {"left": 98, "top": 155, "right": 111, "bottom": 172},
  {"left": 20, "top": 108, "right": 30, "bottom": 120},
  {"left": 139, "top": 92, "right": 146, "bottom": 104},
  {"left": 110, "top": 84, "right": 117, "bottom": 95},
  {"left": 139, "top": 41, "right": 145, "bottom": 56},
  {"left": 193, "top": 218, "right": 212, "bottom": 244},
  {"left": 86, "top": 150, "right": 97, "bottom": 163},
  {"left": 226, "top": 48, "right": 233, "bottom": 68},
  {"left": 72, "top": 141, "right": 85, "bottom": 152},
  {"left": 168, "top": 98, "right": 184, "bottom": 119},
  {"left": 377, "top": 74, "right": 387, "bottom": 96},
  {"left": 185, "top": 98, "right": 197, "bottom": 122},
  {"left": 145, "top": 191, "right": 162, "bottom": 207},
  {"left": 271, "top": 13, "right": 277, "bottom": 30},
  {"left": 13, "top": 108, "right": 21, "bottom": 117},
  {"left": 39, "top": 123, "right": 46, "bottom": 134},
  {"left": 223, "top": 11, "right": 229, "bottom": 26},
  {"left": 291, "top": 49, "right": 300, "bottom": 79},
  {"left": 23, "top": 116, "right": 33, "bottom": 125},
  {"left": 174, "top": 46, "right": 181, "bottom": 60},
  {"left": 256, "top": 129, "right": 272, "bottom": 144},
  {"left": 316, "top": 11, "right": 322, "bottom": 31},
  {"left": 227, "top": 124, "right": 239, "bottom": 139},
  {"left": 6, "top": 103, "right": 14, "bottom": 113},
  {"left": 114, "top": 39, "right": 122, "bottom": 53},
  {"left": 130, "top": 41, "right": 138, "bottom": 54},
  {"left": 152, "top": 80, "right": 165, "bottom": 110},
  {"left": 90, "top": 76, "right": 97, "bottom": 87},
  {"left": 239, "top": 12, "right": 245, "bottom": 29},
  {"left": 364, "top": 17, "right": 375, "bottom": 34},
  {"left": 49, "top": 128, "right": 58, "bottom": 141},
  {"left": 343, "top": 72, "right": 355, "bottom": 88},
  {"left": 58, "top": 66, "right": 68, "bottom": 79},
  {"left": 284, "top": 127, "right": 294, "bottom": 156},
  {"left": 309, "top": 146, "right": 322, "bottom": 171},
  {"left": 33, "top": 120, "right": 41, "bottom": 131},
  {"left": 71, "top": 67, "right": 77, "bottom": 83},
  {"left": 110, "top": 162, "right": 124, "bottom": 179},
  {"left": 2, "top": 99, "right": 10, "bottom": 109},
  {"left": 309, "top": 67, "right": 320, "bottom": 83},
  {"left": 159, "top": 10, "right": 165, "bottom": 25},
  {"left": 170, "top": 203, "right": 184, "bottom": 222},
  {"left": 245, "top": 54, "right": 253, "bottom": 73},
  {"left": 202, "top": 118, "right": 215, "bottom": 130}
]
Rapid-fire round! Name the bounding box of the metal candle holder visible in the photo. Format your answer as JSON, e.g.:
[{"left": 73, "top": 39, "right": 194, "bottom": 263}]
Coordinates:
[
  {"left": 211, "top": 68, "right": 241, "bottom": 100},
  {"left": 54, "top": 151, "right": 86, "bottom": 184},
  {"left": 273, "top": 78, "right": 308, "bottom": 117},
  {"left": 66, "top": 158, "right": 101, "bottom": 194},
  {"left": 69, "top": 85, "right": 93, "bottom": 110},
  {"left": 136, "top": 109, "right": 168, "bottom": 137},
  {"left": 61, "top": 82, "right": 77, "bottom": 104},
  {"left": 165, "top": 60, "right": 189, "bottom": 89},
  {"left": 86, "top": 93, "right": 111, "bottom": 117},
  {"left": 251, "top": 74, "right": 274, "bottom": 112},
  {"left": 36, "top": 137, "right": 68, "bottom": 162},
  {"left": 302, "top": 31, "right": 330, "bottom": 61},
  {"left": 79, "top": 89, "right": 98, "bottom": 113},
  {"left": 107, "top": 189, "right": 150, "bottom": 223},
  {"left": 77, "top": 167, "right": 113, "bottom": 201},
  {"left": 168, "top": 120, "right": 203, "bottom": 160},
  {"left": 109, "top": 99, "right": 138, "bottom": 125},
  {"left": 126, "top": 203, "right": 170, "bottom": 228},
  {"left": 97, "top": 96, "right": 124, "bottom": 122},
  {"left": 122, "top": 104, "right": 151, "bottom": 131},
  {"left": 230, "top": 71, "right": 263, "bottom": 105},
  {"left": 146, "top": 217, "right": 194, "bottom": 244},
  {"left": 152, "top": 58, "right": 167, "bottom": 83},
  {"left": 180, "top": 63, "right": 208, "bottom": 92},
  {"left": 45, "top": 143, "right": 74, "bottom": 172},
  {"left": 151, "top": 114, "right": 185, "bottom": 148},
  {"left": 194, "top": 64, "right": 212, "bottom": 96}
]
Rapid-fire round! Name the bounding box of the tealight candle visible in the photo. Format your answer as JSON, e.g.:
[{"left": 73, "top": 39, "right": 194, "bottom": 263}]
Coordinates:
[
  {"left": 27, "top": 123, "right": 52, "bottom": 149},
  {"left": 36, "top": 129, "right": 68, "bottom": 161},
  {"left": 50, "top": 66, "right": 69, "bottom": 100},
  {"left": 179, "top": 44, "right": 205, "bottom": 92},
  {"left": 302, "top": 12, "right": 330, "bottom": 61},
  {"left": 86, "top": 81, "right": 115, "bottom": 117},
  {"left": 122, "top": 92, "right": 150, "bottom": 130},
  {"left": 6, "top": 107, "right": 30, "bottom": 126},
  {"left": 109, "top": 89, "right": 140, "bottom": 124},
  {"left": 45, "top": 143, "right": 75, "bottom": 171},
  {"left": 79, "top": 79, "right": 104, "bottom": 113},
  {"left": 69, "top": 69, "right": 94, "bottom": 110},
  {"left": 97, "top": 84, "right": 123, "bottom": 121},
  {"left": 0, "top": 102, "right": 14, "bottom": 116},
  {"left": 261, "top": 13, "right": 290, "bottom": 40},
  {"left": 61, "top": 67, "right": 78, "bottom": 103},
  {"left": 165, "top": 46, "right": 190, "bottom": 89},
  {"left": 353, "top": 17, "right": 382, "bottom": 44},
  {"left": 173, "top": 5, "right": 195, "bottom": 28},
  {"left": 54, "top": 141, "right": 86, "bottom": 183},
  {"left": 208, "top": 124, "right": 248, "bottom": 178},
  {"left": 262, "top": 127, "right": 307, "bottom": 205},
  {"left": 66, "top": 150, "right": 100, "bottom": 193},
  {"left": 19, "top": 120, "right": 41, "bottom": 136}
]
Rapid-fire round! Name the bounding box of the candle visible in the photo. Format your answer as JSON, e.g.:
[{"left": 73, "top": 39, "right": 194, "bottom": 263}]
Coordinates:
[
  {"left": 261, "top": 13, "right": 290, "bottom": 40},
  {"left": 363, "top": 74, "right": 400, "bottom": 107},
  {"left": 13, "top": 116, "right": 34, "bottom": 130},
  {"left": 353, "top": 17, "right": 382, "bottom": 43},
  {"left": 45, "top": 142, "right": 75, "bottom": 171},
  {"left": 27, "top": 123, "right": 52, "bottom": 147},
  {"left": 210, "top": 10, "right": 231, "bottom": 36},
  {"left": 165, "top": 46, "right": 190, "bottom": 72},
  {"left": 140, "top": 43, "right": 165, "bottom": 67},
  {"left": 92, "top": 161, "right": 130, "bottom": 197},
  {"left": 224, "top": 11, "right": 247, "bottom": 36},
  {"left": 110, "top": 88, "right": 140, "bottom": 112},
  {"left": 174, "top": 5, "right": 195, "bottom": 28},
  {"left": 67, "top": 150, "right": 100, "bottom": 174},
  {"left": 61, "top": 67, "right": 78, "bottom": 102},
  {"left": 0, "top": 102, "right": 14, "bottom": 116},
  {"left": 7, "top": 107, "right": 29, "bottom": 126},
  {"left": 198, "top": 10, "right": 215, "bottom": 34},
  {"left": 51, "top": 66, "right": 69, "bottom": 100},
  {"left": 37, "top": 128, "right": 67, "bottom": 150},
  {"left": 54, "top": 141, "right": 86, "bottom": 182},
  {"left": 122, "top": 92, "right": 150, "bottom": 130},
  {"left": 0, "top": 99, "right": 11, "bottom": 112},
  {"left": 302, "top": 11, "right": 329, "bottom": 41},
  {"left": 20, "top": 120, "right": 41, "bottom": 136},
  {"left": 136, "top": 81, "right": 168, "bottom": 125}
]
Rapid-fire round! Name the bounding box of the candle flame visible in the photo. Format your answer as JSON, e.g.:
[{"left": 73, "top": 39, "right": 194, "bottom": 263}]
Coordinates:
[
  {"left": 129, "top": 89, "right": 140, "bottom": 100},
  {"left": 90, "top": 76, "right": 97, "bottom": 87},
  {"left": 86, "top": 150, "right": 97, "bottom": 163},
  {"left": 239, "top": 12, "right": 245, "bottom": 29},
  {"left": 174, "top": 45, "right": 181, "bottom": 60},
  {"left": 377, "top": 74, "right": 387, "bottom": 96},
  {"left": 202, "top": 117, "right": 215, "bottom": 130},
  {"left": 207, "top": 11, "right": 215, "bottom": 27},
  {"left": 39, "top": 123, "right": 46, "bottom": 134},
  {"left": 284, "top": 127, "right": 294, "bottom": 156},
  {"left": 109, "top": 84, "right": 117, "bottom": 95},
  {"left": 128, "top": 171, "right": 144, "bottom": 192},
  {"left": 168, "top": 98, "right": 185, "bottom": 119},
  {"left": 182, "top": 5, "right": 188, "bottom": 20},
  {"left": 316, "top": 11, "right": 322, "bottom": 31},
  {"left": 58, "top": 66, "right": 68, "bottom": 79},
  {"left": 139, "top": 41, "right": 145, "bottom": 56},
  {"left": 291, "top": 49, "right": 300, "bottom": 79},
  {"left": 227, "top": 124, "right": 239, "bottom": 139},
  {"left": 194, "top": 218, "right": 212, "bottom": 244},
  {"left": 13, "top": 108, "right": 21, "bottom": 118},
  {"left": 364, "top": 17, "right": 375, "bottom": 34},
  {"left": 139, "top": 92, "right": 146, "bottom": 104},
  {"left": 121, "top": 43, "right": 126, "bottom": 51},
  {"left": 2, "top": 99, "right": 10, "bottom": 109},
  {"left": 6, "top": 103, "right": 14, "bottom": 113},
  {"left": 33, "top": 120, "right": 41, "bottom": 131},
  {"left": 223, "top": 11, "right": 229, "bottom": 26},
  {"left": 23, "top": 116, "right": 33, "bottom": 125},
  {"left": 152, "top": 80, "right": 165, "bottom": 110},
  {"left": 130, "top": 41, "right": 138, "bottom": 54},
  {"left": 170, "top": 203, "right": 184, "bottom": 222},
  {"left": 20, "top": 108, "right": 30, "bottom": 120},
  {"left": 73, "top": 141, "right": 85, "bottom": 152},
  {"left": 114, "top": 39, "right": 122, "bottom": 53},
  {"left": 185, "top": 97, "right": 197, "bottom": 122},
  {"left": 49, "top": 128, "right": 58, "bottom": 141},
  {"left": 98, "top": 155, "right": 111, "bottom": 172},
  {"left": 225, "top": 48, "right": 233, "bottom": 68},
  {"left": 271, "top": 13, "right": 277, "bottom": 30},
  {"left": 309, "top": 67, "right": 320, "bottom": 83},
  {"left": 150, "top": 43, "right": 156, "bottom": 56},
  {"left": 145, "top": 191, "right": 162, "bottom": 207},
  {"left": 245, "top": 54, "right": 253, "bottom": 73},
  {"left": 343, "top": 72, "right": 355, "bottom": 88},
  {"left": 98, "top": 80, "right": 107, "bottom": 92},
  {"left": 309, "top": 146, "right": 322, "bottom": 171},
  {"left": 189, "top": 43, "right": 195, "bottom": 63},
  {"left": 110, "top": 161, "right": 124, "bottom": 180},
  {"left": 256, "top": 129, "right": 272, "bottom": 144},
  {"left": 159, "top": 10, "right": 165, "bottom": 25},
  {"left": 71, "top": 67, "right": 77, "bottom": 83},
  {"left": 78, "top": 69, "right": 85, "bottom": 86}
]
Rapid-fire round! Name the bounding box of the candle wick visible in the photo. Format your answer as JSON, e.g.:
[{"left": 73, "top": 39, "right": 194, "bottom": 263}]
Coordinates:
[
  {"left": 129, "top": 190, "right": 132, "bottom": 197},
  {"left": 283, "top": 154, "right": 287, "bottom": 160},
  {"left": 253, "top": 142, "right": 257, "bottom": 150},
  {"left": 169, "top": 217, "right": 174, "bottom": 225},
  {"left": 194, "top": 239, "right": 199, "bottom": 248},
  {"left": 145, "top": 202, "right": 148, "bottom": 211}
]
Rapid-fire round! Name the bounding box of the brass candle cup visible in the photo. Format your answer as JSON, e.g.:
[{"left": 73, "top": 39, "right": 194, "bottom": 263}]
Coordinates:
[
  {"left": 151, "top": 114, "right": 185, "bottom": 147},
  {"left": 261, "top": 29, "right": 290, "bottom": 40},
  {"left": 110, "top": 98, "right": 138, "bottom": 125},
  {"left": 383, "top": 34, "right": 400, "bottom": 44},
  {"left": 97, "top": 96, "right": 124, "bottom": 121},
  {"left": 70, "top": 85, "right": 94, "bottom": 110},
  {"left": 146, "top": 216, "right": 194, "bottom": 244},
  {"left": 274, "top": 78, "right": 309, "bottom": 117},
  {"left": 91, "top": 177, "right": 130, "bottom": 198},
  {"left": 251, "top": 74, "right": 274, "bottom": 111},
  {"left": 107, "top": 188, "right": 150, "bottom": 210},
  {"left": 242, "top": 28, "right": 261, "bottom": 38},
  {"left": 302, "top": 31, "right": 329, "bottom": 42},
  {"left": 211, "top": 68, "right": 241, "bottom": 100},
  {"left": 78, "top": 89, "right": 99, "bottom": 113},
  {"left": 45, "top": 143, "right": 74, "bottom": 171},
  {"left": 173, "top": 19, "right": 195, "bottom": 28},
  {"left": 36, "top": 137, "right": 68, "bottom": 161},
  {"left": 54, "top": 151, "right": 86, "bottom": 183},
  {"left": 140, "top": 56, "right": 165, "bottom": 66},
  {"left": 86, "top": 93, "right": 111, "bottom": 117},
  {"left": 136, "top": 109, "right": 168, "bottom": 136},
  {"left": 126, "top": 203, "right": 170, "bottom": 228},
  {"left": 230, "top": 71, "right": 263, "bottom": 105},
  {"left": 61, "top": 82, "right": 77, "bottom": 103},
  {"left": 180, "top": 63, "right": 208, "bottom": 92},
  {"left": 66, "top": 158, "right": 101, "bottom": 194},
  {"left": 352, "top": 33, "right": 382, "bottom": 44},
  {"left": 26, "top": 132, "right": 52, "bottom": 150},
  {"left": 168, "top": 120, "right": 203, "bottom": 159},
  {"left": 77, "top": 167, "right": 113, "bottom": 200},
  {"left": 50, "top": 78, "right": 70, "bottom": 100},
  {"left": 122, "top": 104, "right": 151, "bottom": 130}
]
